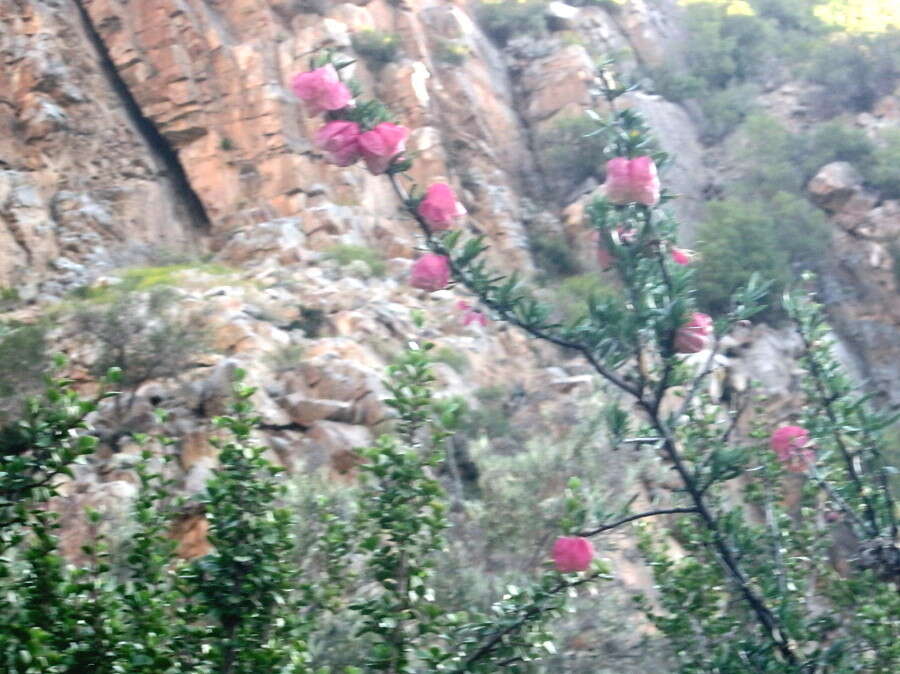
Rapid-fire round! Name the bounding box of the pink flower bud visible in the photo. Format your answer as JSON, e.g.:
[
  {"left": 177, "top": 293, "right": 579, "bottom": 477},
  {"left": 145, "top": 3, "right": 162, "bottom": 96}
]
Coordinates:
[
  {"left": 417, "top": 183, "right": 467, "bottom": 231},
  {"left": 358, "top": 122, "right": 409, "bottom": 175},
  {"left": 314, "top": 120, "right": 362, "bottom": 166},
  {"left": 552, "top": 536, "right": 595, "bottom": 573},
  {"left": 291, "top": 65, "right": 352, "bottom": 116},
  {"left": 603, "top": 156, "right": 661, "bottom": 206},
  {"left": 770, "top": 426, "right": 816, "bottom": 473},
  {"left": 674, "top": 312, "right": 713, "bottom": 354},
  {"left": 409, "top": 253, "right": 451, "bottom": 291},
  {"left": 671, "top": 247, "right": 694, "bottom": 266},
  {"left": 456, "top": 300, "right": 488, "bottom": 326}
]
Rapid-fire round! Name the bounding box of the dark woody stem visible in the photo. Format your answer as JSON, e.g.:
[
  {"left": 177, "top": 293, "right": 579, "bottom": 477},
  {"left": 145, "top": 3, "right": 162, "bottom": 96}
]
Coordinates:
[{"left": 386, "top": 165, "right": 802, "bottom": 668}]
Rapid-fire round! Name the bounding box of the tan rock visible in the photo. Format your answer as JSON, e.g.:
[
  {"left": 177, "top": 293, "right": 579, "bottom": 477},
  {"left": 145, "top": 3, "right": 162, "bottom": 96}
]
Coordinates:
[{"left": 808, "top": 162, "right": 863, "bottom": 212}]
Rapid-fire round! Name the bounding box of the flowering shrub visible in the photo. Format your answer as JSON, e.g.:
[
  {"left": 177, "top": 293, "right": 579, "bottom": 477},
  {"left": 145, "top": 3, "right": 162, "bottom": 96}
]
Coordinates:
[{"left": 291, "top": 54, "right": 899, "bottom": 671}]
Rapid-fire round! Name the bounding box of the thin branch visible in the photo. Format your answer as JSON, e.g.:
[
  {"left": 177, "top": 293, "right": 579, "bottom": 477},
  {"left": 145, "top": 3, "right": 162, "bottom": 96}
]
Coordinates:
[
  {"left": 388, "top": 173, "right": 641, "bottom": 400},
  {"left": 577, "top": 507, "right": 699, "bottom": 536}
]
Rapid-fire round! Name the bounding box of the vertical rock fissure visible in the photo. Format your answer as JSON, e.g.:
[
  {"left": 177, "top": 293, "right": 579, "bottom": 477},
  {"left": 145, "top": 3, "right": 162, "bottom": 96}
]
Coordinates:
[{"left": 72, "top": 0, "right": 211, "bottom": 230}]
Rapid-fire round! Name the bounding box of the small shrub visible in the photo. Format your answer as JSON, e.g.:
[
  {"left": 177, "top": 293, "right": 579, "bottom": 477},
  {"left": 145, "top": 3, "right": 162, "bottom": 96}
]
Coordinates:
[
  {"left": 476, "top": 0, "right": 547, "bottom": 46},
  {"left": 862, "top": 129, "right": 900, "bottom": 199},
  {"left": 76, "top": 287, "right": 206, "bottom": 399},
  {"left": 0, "top": 321, "right": 47, "bottom": 420},
  {"left": 694, "top": 199, "right": 792, "bottom": 319},
  {"left": 323, "top": 244, "right": 387, "bottom": 277},
  {"left": 805, "top": 30, "right": 900, "bottom": 114},
  {"left": 432, "top": 346, "right": 470, "bottom": 373},
  {"left": 291, "top": 306, "right": 327, "bottom": 338},
  {"left": 351, "top": 30, "right": 401, "bottom": 70},
  {"left": 434, "top": 38, "right": 470, "bottom": 66},
  {"left": 801, "top": 120, "right": 874, "bottom": 179},
  {"left": 530, "top": 232, "right": 583, "bottom": 279},
  {"left": 266, "top": 343, "right": 306, "bottom": 372},
  {"left": 550, "top": 273, "right": 619, "bottom": 323},
  {"left": 697, "top": 83, "right": 758, "bottom": 143},
  {"left": 536, "top": 115, "right": 609, "bottom": 200}
]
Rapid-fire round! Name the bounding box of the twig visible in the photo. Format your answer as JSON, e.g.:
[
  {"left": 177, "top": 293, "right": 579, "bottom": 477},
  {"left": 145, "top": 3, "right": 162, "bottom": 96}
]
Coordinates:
[{"left": 577, "top": 507, "right": 699, "bottom": 536}]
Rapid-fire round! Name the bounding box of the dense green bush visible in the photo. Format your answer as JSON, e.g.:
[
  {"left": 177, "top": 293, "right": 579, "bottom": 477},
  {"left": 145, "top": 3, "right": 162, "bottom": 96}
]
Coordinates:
[
  {"left": 805, "top": 29, "right": 900, "bottom": 114},
  {"left": 536, "top": 115, "right": 611, "bottom": 200},
  {"left": 693, "top": 194, "right": 827, "bottom": 319},
  {"left": 476, "top": 0, "right": 547, "bottom": 46},
  {"left": 862, "top": 128, "right": 900, "bottom": 199},
  {"left": 351, "top": 30, "right": 402, "bottom": 70},
  {"left": 530, "top": 231, "right": 583, "bottom": 278},
  {"left": 0, "top": 321, "right": 47, "bottom": 420}
]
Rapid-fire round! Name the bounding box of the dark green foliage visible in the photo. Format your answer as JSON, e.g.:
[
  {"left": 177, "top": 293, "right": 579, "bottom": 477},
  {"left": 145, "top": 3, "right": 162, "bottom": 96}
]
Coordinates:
[
  {"left": 433, "top": 38, "right": 470, "bottom": 66},
  {"left": 693, "top": 197, "right": 827, "bottom": 319},
  {"left": 476, "top": 0, "right": 547, "bottom": 46},
  {"left": 0, "top": 322, "right": 48, "bottom": 420},
  {"left": 805, "top": 29, "right": 900, "bottom": 114},
  {"left": 191, "top": 381, "right": 306, "bottom": 672},
  {"left": 536, "top": 115, "right": 611, "bottom": 200},
  {"left": 862, "top": 129, "right": 900, "bottom": 199},
  {"left": 696, "top": 83, "right": 758, "bottom": 143},
  {"left": 529, "top": 231, "right": 583, "bottom": 278},
  {"left": 351, "top": 30, "right": 402, "bottom": 70}
]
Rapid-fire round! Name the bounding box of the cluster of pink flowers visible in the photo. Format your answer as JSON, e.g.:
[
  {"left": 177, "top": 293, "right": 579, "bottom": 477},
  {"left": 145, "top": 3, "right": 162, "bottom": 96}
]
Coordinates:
[
  {"left": 552, "top": 536, "right": 595, "bottom": 573},
  {"left": 769, "top": 425, "right": 816, "bottom": 473},
  {"left": 603, "top": 156, "right": 661, "bottom": 207},
  {"left": 674, "top": 312, "right": 713, "bottom": 354},
  {"left": 292, "top": 66, "right": 410, "bottom": 175},
  {"left": 292, "top": 65, "right": 471, "bottom": 297}
]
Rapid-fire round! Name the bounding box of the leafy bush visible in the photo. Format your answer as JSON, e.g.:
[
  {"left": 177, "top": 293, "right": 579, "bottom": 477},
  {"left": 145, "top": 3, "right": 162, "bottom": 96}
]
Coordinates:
[
  {"left": 75, "top": 287, "right": 205, "bottom": 403},
  {"left": 351, "top": 30, "right": 401, "bottom": 70},
  {"left": 693, "top": 199, "right": 791, "bottom": 318},
  {"left": 322, "top": 243, "right": 387, "bottom": 276},
  {"left": 476, "top": 0, "right": 547, "bottom": 46},
  {"left": 432, "top": 345, "right": 470, "bottom": 373},
  {"left": 862, "top": 128, "right": 900, "bottom": 199},
  {"left": 805, "top": 29, "right": 900, "bottom": 114},
  {"left": 696, "top": 82, "right": 758, "bottom": 143},
  {"left": 536, "top": 115, "right": 610, "bottom": 200},
  {"left": 550, "top": 273, "right": 619, "bottom": 323},
  {"left": 529, "top": 231, "right": 583, "bottom": 278},
  {"left": 0, "top": 321, "right": 47, "bottom": 420},
  {"left": 433, "top": 38, "right": 470, "bottom": 66}
]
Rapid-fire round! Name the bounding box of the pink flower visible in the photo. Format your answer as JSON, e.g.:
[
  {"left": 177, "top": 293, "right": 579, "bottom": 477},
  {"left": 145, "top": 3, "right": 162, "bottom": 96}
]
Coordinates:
[
  {"left": 291, "top": 65, "right": 352, "bottom": 116},
  {"left": 418, "top": 183, "right": 467, "bottom": 231},
  {"left": 552, "top": 536, "right": 595, "bottom": 573},
  {"left": 673, "top": 312, "right": 713, "bottom": 354},
  {"left": 770, "top": 426, "right": 816, "bottom": 473},
  {"left": 456, "top": 300, "right": 488, "bottom": 327},
  {"left": 410, "top": 253, "right": 451, "bottom": 291},
  {"left": 603, "top": 156, "right": 661, "bottom": 206},
  {"left": 314, "top": 120, "right": 362, "bottom": 166},
  {"left": 358, "top": 122, "right": 409, "bottom": 175},
  {"left": 671, "top": 247, "right": 694, "bottom": 266}
]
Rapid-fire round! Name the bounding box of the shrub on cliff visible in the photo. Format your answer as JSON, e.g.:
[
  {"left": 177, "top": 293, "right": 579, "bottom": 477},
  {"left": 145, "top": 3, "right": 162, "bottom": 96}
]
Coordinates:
[{"left": 476, "top": 0, "right": 547, "bottom": 46}]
